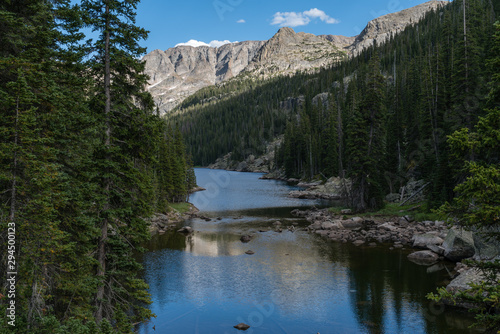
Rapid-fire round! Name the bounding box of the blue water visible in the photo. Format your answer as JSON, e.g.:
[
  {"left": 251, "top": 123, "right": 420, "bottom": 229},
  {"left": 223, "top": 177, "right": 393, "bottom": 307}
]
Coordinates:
[
  {"left": 137, "top": 169, "right": 478, "bottom": 334},
  {"left": 189, "top": 169, "right": 331, "bottom": 213}
]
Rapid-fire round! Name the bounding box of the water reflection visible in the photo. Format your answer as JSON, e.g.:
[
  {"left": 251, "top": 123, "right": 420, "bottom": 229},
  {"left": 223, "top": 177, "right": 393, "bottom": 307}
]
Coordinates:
[
  {"left": 316, "top": 241, "right": 479, "bottom": 334},
  {"left": 141, "top": 224, "right": 478, "bottom": 334},
  {"left": 185, "top": 232, "right": 245, "bottom": 256}
]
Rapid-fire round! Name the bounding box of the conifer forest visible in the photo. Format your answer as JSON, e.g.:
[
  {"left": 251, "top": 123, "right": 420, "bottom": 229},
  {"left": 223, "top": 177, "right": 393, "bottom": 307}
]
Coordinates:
[{"left": 0, "top": 0, "right": 195, "bottom": 332}]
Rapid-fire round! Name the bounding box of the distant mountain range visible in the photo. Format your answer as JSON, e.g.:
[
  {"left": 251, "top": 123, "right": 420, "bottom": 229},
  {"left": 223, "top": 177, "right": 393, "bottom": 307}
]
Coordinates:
[{"left": 143, "top": 0, "right": 448, "bottom": 114}]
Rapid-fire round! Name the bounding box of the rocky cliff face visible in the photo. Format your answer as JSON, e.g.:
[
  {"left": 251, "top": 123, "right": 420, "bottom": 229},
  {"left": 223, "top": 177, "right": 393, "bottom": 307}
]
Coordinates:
[
  {"left": 319, "top": 34, "right": 356, "bottom": 49},
  {"left": 348, "top": 1, "right": 448, "bottom": 55},
  {"left": 143, "top": 0, "right": 449, "bottom": 114},
  {"left": 143, "top": 41, "right": 264, "bottom": 113}
]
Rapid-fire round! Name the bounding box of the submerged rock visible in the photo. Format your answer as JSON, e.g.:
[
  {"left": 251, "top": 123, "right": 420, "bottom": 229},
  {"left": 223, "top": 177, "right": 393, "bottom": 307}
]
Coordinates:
[
  {"left": 177, "top": 226, "right": 193, "bottom": 234},
  {"left": 407, "top": 250, "right": 439, "bottom": 265},
  {"left": 353, "top": 240, "right": 365, "bottom": 246},
  {"left": 240, "top": 235, "right": 253, "bottom": 243}
]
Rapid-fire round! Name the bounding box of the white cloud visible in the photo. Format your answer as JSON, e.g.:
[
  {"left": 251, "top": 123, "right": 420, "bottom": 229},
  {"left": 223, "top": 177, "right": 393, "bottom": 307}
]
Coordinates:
[
  {"left": 175, "top": 39, "right": 210, "bottom": 47},
  {"left": 208, "top": 40, "right": 235, "bottom": 47},
  {"left": 271, "top": 8, "right": 339, "bottom": 27},
  {"left": 237, "top": 19, "right": 246, "bottom": 23},
  {"left": 303, "top": 8, "right": 339, "bottom": 24},
  {"left": 175, "top": 39, "right": 236, "bottom": 48},
  {"left": 271, "top": 12, "right": 310, "bottom": 27}
]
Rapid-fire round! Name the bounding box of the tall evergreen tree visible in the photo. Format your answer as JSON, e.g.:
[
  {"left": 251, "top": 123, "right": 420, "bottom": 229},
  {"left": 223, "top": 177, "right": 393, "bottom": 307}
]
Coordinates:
[
  {"left": 0, "top": 0, "right": 195, "bottom": 332},
  {"left": 345, "top": 51, "right": 387, "bottom": 211},
  {"left": 81, "top": 0, "right": 155, "bottom": 326}
]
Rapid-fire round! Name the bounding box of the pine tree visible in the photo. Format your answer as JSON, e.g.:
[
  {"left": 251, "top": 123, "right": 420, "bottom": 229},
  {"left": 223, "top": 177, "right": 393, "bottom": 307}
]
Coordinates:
[
  {"left": 345, "top": 51, "right": 387, "bottom": 211},
  {"left": 81, "top": 0, "right": 155, "bottom": 327}
]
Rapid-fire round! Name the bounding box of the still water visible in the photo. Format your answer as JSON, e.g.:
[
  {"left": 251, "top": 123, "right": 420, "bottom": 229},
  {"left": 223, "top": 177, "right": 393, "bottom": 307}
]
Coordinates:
[{"left": 138, "top": 169, "right": 478, "bottom": 334}]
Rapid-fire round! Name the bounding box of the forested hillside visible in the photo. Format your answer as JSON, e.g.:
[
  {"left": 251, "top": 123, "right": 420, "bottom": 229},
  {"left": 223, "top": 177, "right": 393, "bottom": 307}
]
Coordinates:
[
  {"left": 172, "top": 0, "right": 497, "bottom": 211},
  {"left": 0, "top": 0, "right": 194, "bottom": 332}
]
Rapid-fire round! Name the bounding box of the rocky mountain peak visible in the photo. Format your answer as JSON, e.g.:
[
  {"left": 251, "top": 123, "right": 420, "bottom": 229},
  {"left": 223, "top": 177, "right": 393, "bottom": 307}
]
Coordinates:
[
  {"left": 349, "top": 0, "right": 448, "bottom": 54},
  {"left": 276, "top": 27, "right": 296, "bottom": 36},
  {"left": 245, "top": 27, "right": 343, "bottom": 78},
  {"left": 142, "top": 40, "right": 265, "bottom": 113}
]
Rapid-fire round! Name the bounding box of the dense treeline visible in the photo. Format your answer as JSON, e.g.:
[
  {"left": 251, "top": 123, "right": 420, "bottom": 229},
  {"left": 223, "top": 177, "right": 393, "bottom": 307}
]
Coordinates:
[
  {"left": 173, "top": 74, "right": 309, "bottom": 166},
  {"left": 173, "top": 0, "right": 496, "bottom": 212},
  {"left": 429, "top": 20, "right": 500, "bottom": 331},
  {"left": 0, "top": 0, "right": 193, "bottom": 332}
]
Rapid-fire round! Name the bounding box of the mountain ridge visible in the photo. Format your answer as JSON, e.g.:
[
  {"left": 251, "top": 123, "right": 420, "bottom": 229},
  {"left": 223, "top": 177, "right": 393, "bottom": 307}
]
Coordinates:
[{"left": 143, "top": 0, "right": 449, "bottom": 114}]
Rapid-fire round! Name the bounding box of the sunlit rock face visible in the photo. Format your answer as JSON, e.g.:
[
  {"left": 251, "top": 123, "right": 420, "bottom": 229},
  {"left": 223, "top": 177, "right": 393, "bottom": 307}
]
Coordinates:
[{"left": 142, "top": 41, "right": 264, "bottom": 114}]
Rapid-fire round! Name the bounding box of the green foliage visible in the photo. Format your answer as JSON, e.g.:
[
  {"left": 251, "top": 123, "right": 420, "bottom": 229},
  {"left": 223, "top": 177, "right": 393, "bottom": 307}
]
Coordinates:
[
  {"left": 168, "top": 202, "right": 193, "bottom": 214},
  {"left": 440, "top": 162, "right": 500, "bottom": 232},
  {"left": 439, "top": 20, "right": 500, "bottom": 237},
  {"left": 171, "top": 76, "right": 292, "bottom": 166},
  {"left": 427, "top": 260, "right": 500, "bottom": 332}
]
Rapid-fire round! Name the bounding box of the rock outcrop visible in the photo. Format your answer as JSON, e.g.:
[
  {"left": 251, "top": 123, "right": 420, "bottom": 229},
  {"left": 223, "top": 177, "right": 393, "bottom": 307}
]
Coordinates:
[
  {"left": 288, "top": 177, "right": 350, "bottom": 200},
  {"left": 298, "top": 208, "right": 449, "bottom": 248},
  {"left": 208, "top": 136, "right": 282, "bottom": 173},
  {"left": 319, "top": 34, "right": 356, "bottom": 49},
  {"left": 147, "top": 204, "right": 199, "bottom": 234},
  {"left": 143, "top": 27, "right": 345, "bottom": 114}
]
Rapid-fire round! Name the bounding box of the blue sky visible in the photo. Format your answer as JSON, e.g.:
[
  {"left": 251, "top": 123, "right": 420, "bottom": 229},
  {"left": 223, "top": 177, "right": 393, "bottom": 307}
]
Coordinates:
[{"left": 133, "top": 0, "right": 446, "bottom": 52}]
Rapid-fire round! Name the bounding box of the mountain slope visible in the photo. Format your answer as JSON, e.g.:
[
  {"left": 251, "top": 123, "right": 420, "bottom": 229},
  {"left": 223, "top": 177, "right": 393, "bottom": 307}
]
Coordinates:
[{"left": 170, "top": 0, "right": 495, "bottom": 170}]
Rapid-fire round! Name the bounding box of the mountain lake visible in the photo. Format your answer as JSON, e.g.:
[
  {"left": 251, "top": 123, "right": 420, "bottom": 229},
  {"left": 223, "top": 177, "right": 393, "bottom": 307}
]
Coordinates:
[{"left": 137, "top": 168, "right": 481, "bottom": 334}]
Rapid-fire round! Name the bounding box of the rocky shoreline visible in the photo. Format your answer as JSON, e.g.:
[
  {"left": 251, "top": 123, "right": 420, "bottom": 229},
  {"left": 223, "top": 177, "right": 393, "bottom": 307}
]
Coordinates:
[
  {"left": 147, "top": 203, "right": 200, "bottom": 235},
  {"left": 294, "top": 208, "right": 448, "bottom": 251},
  {"left": 295, "top": 207, "right": 500, "bottom": 306},
  {"left": 287, "top": 177, "right": 348, "bottom": 200}
]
